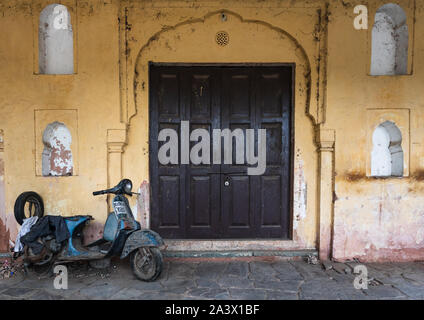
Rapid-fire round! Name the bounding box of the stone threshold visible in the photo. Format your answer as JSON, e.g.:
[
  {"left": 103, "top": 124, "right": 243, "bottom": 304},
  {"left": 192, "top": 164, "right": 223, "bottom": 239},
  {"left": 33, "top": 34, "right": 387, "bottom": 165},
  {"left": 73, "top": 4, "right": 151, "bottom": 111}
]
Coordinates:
[{"left": 163, "top": 249, "right": 317, "bottom": 259}]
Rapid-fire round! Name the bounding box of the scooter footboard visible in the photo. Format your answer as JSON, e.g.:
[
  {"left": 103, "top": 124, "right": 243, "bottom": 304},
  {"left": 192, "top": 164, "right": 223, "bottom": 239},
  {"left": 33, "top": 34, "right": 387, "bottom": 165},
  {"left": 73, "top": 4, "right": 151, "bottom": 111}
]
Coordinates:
[{"left": 120, "top": 229, "right": 164, "bottom": 259}]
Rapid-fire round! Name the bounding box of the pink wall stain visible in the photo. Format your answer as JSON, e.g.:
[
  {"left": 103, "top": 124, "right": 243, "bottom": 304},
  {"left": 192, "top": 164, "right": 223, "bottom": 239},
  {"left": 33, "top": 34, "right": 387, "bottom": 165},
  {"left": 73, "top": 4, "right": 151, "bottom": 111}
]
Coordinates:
[{"left": 137, "top": 180, "right": 150, "bottom": 228}]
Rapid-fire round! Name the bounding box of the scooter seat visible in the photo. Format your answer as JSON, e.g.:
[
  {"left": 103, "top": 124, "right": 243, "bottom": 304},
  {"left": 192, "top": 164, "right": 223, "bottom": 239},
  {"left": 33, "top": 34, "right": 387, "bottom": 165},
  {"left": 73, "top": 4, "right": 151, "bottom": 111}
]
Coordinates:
[{"left": 64, "top": 215, "right": 93, "bottom": 221}]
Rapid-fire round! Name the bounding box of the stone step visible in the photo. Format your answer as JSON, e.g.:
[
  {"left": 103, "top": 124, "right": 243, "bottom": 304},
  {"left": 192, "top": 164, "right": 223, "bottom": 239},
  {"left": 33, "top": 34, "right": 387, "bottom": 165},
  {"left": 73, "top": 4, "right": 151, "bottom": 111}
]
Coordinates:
[{"left": 163, "top": 249, "right": 317, "bottom": 259}]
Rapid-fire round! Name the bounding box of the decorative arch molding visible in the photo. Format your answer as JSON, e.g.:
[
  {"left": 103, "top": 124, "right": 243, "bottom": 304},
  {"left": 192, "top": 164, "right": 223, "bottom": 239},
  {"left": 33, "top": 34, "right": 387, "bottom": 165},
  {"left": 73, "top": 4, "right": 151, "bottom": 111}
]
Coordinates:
[
  {"left": 117, "top": 5, "right": 333, "bottom": 259},
  {"left": 118, "top": 7, "right": 328, "bottom": 128}
]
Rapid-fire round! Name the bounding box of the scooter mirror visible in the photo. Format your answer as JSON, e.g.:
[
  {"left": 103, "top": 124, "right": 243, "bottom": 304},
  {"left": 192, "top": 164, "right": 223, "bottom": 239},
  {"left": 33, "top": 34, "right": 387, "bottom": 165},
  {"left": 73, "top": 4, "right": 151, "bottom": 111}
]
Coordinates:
[{"left": 124, "top": 180, "right": 132, "bottom": 194}]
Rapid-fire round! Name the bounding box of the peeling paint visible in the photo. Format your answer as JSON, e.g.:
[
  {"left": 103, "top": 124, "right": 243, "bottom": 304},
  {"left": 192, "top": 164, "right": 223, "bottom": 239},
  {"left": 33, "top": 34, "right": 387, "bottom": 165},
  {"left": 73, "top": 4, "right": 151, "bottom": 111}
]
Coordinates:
[
  {"left": 42, "top": 121, "right": 73, "bottom": 176},
  {"left": 333, "top": 180, "right": 424, "bottom": 262},
  {"left": 137, "top": 180, "right": 150, "bottom": 228},
  {"left": 293, "top": 151, "right": 307, "bottom": 231},
  {"left": 0, "top": 190, "right": 18, "bottom": 253},
  {"left": 0, "top": 216, "right": 10, "bottom": 252}
]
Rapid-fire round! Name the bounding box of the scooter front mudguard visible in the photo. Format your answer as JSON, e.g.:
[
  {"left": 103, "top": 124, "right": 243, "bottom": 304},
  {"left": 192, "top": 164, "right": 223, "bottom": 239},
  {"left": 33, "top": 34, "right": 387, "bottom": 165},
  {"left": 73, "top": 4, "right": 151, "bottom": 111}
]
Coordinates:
[{"left": 120, "top": 229, "right": 164, "bottom": 259}]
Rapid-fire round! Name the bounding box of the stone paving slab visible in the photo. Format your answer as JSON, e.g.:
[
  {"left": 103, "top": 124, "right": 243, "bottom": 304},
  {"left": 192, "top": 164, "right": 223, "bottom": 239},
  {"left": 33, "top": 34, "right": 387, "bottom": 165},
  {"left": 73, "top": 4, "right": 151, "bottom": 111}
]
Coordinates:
[{"left": 0, "top": 258, "right": 424, "bottom": 300}]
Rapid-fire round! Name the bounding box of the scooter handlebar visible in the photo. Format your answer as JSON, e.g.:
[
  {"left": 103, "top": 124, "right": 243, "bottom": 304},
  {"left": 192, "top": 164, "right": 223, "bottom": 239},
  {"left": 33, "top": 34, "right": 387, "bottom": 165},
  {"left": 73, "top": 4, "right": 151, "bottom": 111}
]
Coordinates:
[
  {"left": 93, "top": 190, "right": 107, "bottom": 196},
  {"left": 92, "top": 180, "right": 133, "bottom": 196}
]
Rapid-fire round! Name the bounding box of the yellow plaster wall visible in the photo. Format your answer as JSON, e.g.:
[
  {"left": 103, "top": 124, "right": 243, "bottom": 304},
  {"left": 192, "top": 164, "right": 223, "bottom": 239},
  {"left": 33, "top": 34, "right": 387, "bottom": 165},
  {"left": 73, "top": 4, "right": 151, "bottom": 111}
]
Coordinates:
[
  {"left": 0, "top": 0, "right": 321, "bottom": 252},
  {"left": 2, "top": 0, "right": 424, "bottom": 261},
  {"left": 0, "top": 0, "right": 122, "bottom": 241},
  {"left": 327, "top": 0, "right": 424, "bottom": 261}
]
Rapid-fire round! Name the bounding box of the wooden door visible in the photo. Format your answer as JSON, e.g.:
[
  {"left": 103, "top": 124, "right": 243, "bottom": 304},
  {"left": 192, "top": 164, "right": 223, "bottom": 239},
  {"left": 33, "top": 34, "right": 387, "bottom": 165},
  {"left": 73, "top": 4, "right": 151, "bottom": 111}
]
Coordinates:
[{"left": 149, "top": 64, "right": 293, "bottom": 239}]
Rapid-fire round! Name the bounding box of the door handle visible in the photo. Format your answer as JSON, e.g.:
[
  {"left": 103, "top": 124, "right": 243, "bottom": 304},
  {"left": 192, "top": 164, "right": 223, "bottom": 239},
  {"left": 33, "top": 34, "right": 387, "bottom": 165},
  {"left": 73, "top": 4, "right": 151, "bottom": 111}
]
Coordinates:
[{"left": 224, "top": 177, "right": 230, "bottom": 187}]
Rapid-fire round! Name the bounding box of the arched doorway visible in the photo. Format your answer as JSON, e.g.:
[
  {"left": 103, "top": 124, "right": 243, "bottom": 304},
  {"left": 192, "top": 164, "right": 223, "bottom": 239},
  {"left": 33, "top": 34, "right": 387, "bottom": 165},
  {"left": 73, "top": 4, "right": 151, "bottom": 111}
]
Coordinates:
[{"left": 128, "top": 10, "right": 316, "bottom": 245}]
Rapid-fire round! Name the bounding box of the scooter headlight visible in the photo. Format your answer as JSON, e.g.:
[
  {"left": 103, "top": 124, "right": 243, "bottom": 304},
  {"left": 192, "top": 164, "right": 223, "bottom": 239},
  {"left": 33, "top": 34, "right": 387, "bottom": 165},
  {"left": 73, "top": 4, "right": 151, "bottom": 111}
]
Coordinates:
[{"left": 124, "top": 180, "right": 133, "bottom": 194}]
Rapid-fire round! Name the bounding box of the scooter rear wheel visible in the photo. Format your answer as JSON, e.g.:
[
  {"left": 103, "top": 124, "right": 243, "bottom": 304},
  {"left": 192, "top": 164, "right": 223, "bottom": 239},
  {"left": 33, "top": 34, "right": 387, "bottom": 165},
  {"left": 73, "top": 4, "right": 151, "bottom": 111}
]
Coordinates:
[{"left": 130, "top": 247, "right": 163, "bottom": 282}]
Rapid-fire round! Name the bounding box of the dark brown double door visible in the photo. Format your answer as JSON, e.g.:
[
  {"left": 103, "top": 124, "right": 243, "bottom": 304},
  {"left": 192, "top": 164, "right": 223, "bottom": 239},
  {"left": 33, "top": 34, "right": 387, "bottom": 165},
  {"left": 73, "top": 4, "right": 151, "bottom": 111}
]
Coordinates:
[{"left": 149, "top": 64, "right": 293, "bottom": 239}]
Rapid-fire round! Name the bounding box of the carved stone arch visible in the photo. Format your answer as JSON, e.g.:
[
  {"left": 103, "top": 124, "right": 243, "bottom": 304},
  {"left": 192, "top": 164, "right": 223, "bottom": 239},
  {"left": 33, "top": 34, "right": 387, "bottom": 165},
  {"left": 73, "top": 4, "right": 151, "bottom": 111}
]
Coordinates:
[
  {"left": 127, "top": 9, "right": 317, "bottom": 127},
  {"left": 118, "top": 8, "right": 331, "bottom": 256}
]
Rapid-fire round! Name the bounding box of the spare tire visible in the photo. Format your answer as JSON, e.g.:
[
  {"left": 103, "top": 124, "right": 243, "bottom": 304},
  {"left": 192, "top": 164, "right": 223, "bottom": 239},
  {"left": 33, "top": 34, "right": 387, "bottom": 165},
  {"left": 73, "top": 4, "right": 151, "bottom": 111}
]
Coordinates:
[{"left": 14, "top": 192, "right": 44, "bottom": 225}]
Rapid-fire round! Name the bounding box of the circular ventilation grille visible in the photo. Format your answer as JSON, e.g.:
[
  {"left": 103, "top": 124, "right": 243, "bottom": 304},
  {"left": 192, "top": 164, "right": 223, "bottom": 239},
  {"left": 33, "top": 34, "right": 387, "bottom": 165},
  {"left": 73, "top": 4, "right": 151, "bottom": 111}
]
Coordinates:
[{"left": 216, "top": 31, "right": 229, "bottom": 46}]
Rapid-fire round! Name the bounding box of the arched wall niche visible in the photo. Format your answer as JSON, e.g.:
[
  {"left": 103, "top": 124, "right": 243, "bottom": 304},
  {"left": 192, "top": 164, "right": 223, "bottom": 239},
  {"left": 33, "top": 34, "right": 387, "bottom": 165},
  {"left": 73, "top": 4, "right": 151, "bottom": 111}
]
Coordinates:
[
  {"left": 370, "top": 3, "right": 409, "bottom": 76},
  {"left": 39, "top": 3, "right": 74, "bottom": 75},
  {"left": 371, "top": 121, "right": 404, "bottom": 177},
  {"left": 42, "top": 121, "right": 73, "bottom": 176},
  {"left": 366, "top": 108, "right": 410, "bottom": 178}
]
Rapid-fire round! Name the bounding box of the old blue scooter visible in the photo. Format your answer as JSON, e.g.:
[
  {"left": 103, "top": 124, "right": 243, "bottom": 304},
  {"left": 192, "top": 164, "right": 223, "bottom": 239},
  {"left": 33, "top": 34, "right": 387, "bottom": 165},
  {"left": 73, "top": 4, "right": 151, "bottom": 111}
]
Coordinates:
[{"left": 23, "top": 179, "right": 164, "bottom": 281}]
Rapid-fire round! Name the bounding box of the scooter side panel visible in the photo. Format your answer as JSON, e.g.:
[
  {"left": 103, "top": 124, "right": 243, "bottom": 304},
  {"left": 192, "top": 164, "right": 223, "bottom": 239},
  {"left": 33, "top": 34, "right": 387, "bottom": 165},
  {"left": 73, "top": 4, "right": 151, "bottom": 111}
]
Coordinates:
[
  {"left": 63, "top": 216, "right": 92, "bottom": 257},
  {"left": 103, "top": 212, "right": 118, "bottom": 242},
  {"left": 120, "top": 229, "right": 164, "bottom": 259},
  {"left": 105, "top": 229, "right": 130, "bottom": 258}
]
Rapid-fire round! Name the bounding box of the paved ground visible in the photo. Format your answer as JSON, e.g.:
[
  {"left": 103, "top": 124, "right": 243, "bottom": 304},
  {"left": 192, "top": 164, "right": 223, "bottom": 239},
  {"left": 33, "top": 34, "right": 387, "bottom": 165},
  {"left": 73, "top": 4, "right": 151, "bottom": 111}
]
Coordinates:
[{"left": 1, "top": 257, "right": 424, "bottom": 300}]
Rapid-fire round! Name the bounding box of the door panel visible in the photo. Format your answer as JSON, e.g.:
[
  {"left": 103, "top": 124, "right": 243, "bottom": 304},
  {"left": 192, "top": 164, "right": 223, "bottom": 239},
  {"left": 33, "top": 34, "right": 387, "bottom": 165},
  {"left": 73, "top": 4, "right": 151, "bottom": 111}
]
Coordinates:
[
  {"left": 158, "top": 73, "right": 180, "bottom": 118},
  {"left": 190, "top": 74, "right": 212, "bottom": 120},
  {"left": 190, "top": 175, "right": 212, "bottom": 226},
  {"left": 260, "top": 175, "right": 282, "bottom": 226},
  {"left": 150, "top": 64, "right": 292, "bottom": 239},
  {"left": 158, "top": 176, "right": 181, "bottom": 227},
  {"left": 228, "top": 175, "right": 251, "bottom": 227},
  {"left": 220, "top": 68, "right": 256, "bottom": 237}
]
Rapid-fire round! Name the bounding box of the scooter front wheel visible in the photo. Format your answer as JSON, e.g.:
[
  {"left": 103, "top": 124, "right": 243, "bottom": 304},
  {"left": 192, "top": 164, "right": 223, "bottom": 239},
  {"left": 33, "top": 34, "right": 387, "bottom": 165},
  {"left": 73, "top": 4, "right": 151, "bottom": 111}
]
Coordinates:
[{"left": 130, "top": 247, "right": 163, "bottom": 282}]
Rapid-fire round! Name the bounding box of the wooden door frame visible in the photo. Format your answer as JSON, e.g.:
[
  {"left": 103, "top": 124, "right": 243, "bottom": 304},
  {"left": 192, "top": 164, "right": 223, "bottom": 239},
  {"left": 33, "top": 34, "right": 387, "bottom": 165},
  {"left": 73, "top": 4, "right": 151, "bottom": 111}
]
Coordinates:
[{"left": 148, "top": 62, "right": 296, "bottom": 240}]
